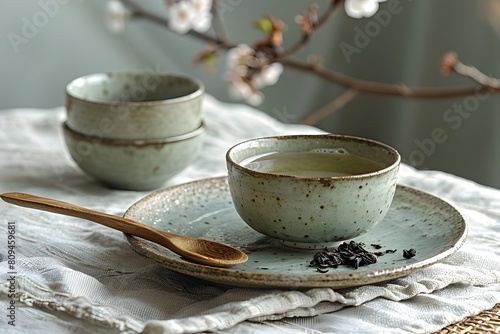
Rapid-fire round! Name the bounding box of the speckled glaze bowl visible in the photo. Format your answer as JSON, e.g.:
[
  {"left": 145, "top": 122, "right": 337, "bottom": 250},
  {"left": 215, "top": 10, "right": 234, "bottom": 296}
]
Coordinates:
[
  {"left": 63, "top": 122, "right": 205, "bottom": 190},
  {"left": 226, "top": 135, "right": 401, "bottom": 248},
  {"left": 65, "top": 72, "right": 204, "bottom": 140}
]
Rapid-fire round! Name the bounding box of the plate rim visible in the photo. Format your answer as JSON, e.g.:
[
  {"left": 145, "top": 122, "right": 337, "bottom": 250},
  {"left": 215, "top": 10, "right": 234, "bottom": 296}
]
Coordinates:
[{"left": 124, "top": 176, "right": 468, "bottom": 289}]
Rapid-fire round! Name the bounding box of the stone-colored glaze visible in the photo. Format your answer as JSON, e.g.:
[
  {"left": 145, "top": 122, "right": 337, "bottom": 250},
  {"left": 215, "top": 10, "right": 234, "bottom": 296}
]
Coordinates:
[
  {"left": 124, "top": 177, "right": 467, "bottom": 289},
  {"left": 65, "top": 72, "right": 204, "bottom": 140},
  {"left": 62, "top": 122, "right": 205, "bottom": 190},
  {"left": 226, "top": 135, "right": 401, "bottom": 247}
]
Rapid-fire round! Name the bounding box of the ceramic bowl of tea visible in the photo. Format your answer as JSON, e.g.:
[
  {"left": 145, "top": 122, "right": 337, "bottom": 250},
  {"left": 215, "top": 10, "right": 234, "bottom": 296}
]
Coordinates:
[
  {"left": 226, "top": 134, "right": 401, "bottom": 248},
  {"left": 62, "top": 122, "right": 205, "bottom": 191},
  {"left": 65, "top": 71, "right": 204, "bottom": 140}
]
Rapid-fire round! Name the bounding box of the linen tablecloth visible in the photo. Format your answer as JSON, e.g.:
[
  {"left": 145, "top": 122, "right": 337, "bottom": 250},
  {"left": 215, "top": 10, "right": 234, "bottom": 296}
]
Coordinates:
[{"left": 0, "top": 95, "right": 499, "bottom": 334}]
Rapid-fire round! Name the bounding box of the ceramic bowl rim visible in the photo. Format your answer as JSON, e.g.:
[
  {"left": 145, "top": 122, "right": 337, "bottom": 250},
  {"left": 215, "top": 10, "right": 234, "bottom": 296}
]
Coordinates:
[
  {"left": 62, "top": 121, "right": 205, "bottom": 146},
  {"left": 226, "top": 134, "right": 401, "bottom": 181},
  {"left": 65, "top": 71, "right": 204, "bottom": 107}
]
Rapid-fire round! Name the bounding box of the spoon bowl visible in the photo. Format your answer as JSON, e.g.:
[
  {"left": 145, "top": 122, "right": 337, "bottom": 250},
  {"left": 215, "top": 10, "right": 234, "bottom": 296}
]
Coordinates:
[{"left": 0, "top": 192, "right": 248, "bottom": 267}]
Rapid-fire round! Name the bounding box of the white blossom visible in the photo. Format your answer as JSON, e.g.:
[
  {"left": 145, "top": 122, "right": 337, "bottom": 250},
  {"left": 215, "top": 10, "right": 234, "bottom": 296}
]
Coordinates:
[
  {"left": 106, "top": 0, "right": 131, "bottom": 33},
  {"left": 191, "top": 10, "right": 212, "bottom": 32},
  {"left": 168, "top": 1, "right": 195, "bottom": 34},
  {"left": 227, "top": 75, "right": 264, "bottom": 106},
  {"left": 225, "top": 44, "right": 283, "bottom": 106},
  {"left": 166, "top": 0, "right": 213, "bottom": 34},
  {"left": 253, "top": 62, "right": 283, "bottom": 89},
  {"left": 226, "top": 43, "right": 254, "bottom": 73},
  {"left": 344, "top": 0, "right": 387, "bottom": 19},
  {"left": 192, "top": 0, "right": 212, "bottom": 13}
]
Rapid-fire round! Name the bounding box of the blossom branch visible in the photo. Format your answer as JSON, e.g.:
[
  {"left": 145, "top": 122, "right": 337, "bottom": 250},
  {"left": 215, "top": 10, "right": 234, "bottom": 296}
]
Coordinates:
[
  {"left": 110, "top": 0, "right": 500, "bottom": 119},
  {"left": 122, "top": 0, "right": 226, "bottom": 45}
]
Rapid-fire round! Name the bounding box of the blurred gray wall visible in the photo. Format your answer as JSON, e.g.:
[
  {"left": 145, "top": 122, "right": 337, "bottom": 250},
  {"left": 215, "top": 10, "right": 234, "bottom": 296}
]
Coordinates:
[{"left": 1, "top": 0, "right": 499, "bottom": 188}]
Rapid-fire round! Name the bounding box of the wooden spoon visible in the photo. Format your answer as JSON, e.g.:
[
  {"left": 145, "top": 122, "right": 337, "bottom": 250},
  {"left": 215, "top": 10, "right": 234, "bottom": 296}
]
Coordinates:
[{"left": 0, "top": 192, "right": 248, "bottom": 267}]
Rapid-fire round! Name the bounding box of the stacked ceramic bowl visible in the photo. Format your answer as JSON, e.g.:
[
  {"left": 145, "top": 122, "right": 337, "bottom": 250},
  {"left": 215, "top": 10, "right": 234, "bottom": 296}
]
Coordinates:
[{"left": 63, "top": 72, "right": 205, "bottom": 190}]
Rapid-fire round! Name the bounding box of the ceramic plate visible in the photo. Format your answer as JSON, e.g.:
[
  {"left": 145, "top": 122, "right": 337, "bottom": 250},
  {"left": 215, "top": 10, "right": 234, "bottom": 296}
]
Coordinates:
[{"left": 124, "top": 177, "right": 467, "bottom": 289}]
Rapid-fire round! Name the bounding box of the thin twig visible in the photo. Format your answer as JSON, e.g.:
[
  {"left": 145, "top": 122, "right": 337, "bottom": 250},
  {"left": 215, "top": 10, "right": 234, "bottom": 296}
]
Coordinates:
[
  {"left": 129, "top": 1, "right": 231, "bottom": 46},
  {"left": 453, "top": 62, "right": 500, "bottom": 88},
  {"left": 284, "top": 58, "right": 497, "bottom": 98},
  {"left": 278, "top": 0, "right": 344, "bottom": 59},
  {"left": 301, "top": 89, "right": 358, "bottom": 125}
]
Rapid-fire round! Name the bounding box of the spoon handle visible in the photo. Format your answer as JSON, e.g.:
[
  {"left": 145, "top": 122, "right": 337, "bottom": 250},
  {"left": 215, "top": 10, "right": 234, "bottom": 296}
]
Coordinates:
[{"left": 0, "top": 192, "right": 162, "bottom": 241}]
